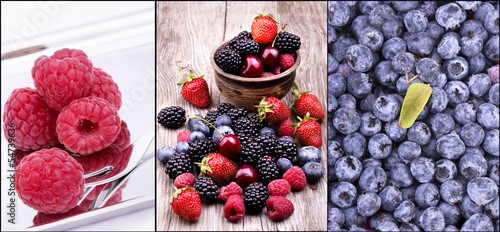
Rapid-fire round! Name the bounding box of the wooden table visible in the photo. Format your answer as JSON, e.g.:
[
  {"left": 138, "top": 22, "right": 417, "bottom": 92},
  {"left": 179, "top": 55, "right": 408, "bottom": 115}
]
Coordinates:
[{"left": 156, "top": 2, "right": 327, "bottom": 231}]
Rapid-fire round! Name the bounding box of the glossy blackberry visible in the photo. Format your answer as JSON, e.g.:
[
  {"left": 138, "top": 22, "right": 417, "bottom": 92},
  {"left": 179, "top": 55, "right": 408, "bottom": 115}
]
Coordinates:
[
  {"left": 232, "top": 39, "right": 260, "bottom": 57},
  {"left": 233, "top": 117, "right": 258, "bottom": 136},
  {"left": 193, "top": 175, "right": 219, "bottom": 204},
  {"left": 217, "top": 103, "right": 234, "bottom": 114},
  {"left": 257, "top": 133, "right": 278, "bottom": 157},
  {"left": 238, "top": 137, "right": 263, "bottom": 165},
  {"left": 243, "top": 182, "right": 269, "bottom": 214},
  {"left": 249, "top": 114, "right": 268, "bottom": 131},
  {"left": 204, "top": 110, "right": 221, "bottom": 128},
  {"left": 275, "top": 32, "right": 301, "bottom": 54},
  {"left": 214, "top": 46, "right": 242, "bottom": 74},
  {"left": 227, "top": 106, "right": 248, "bottom": 122},
  {"left": 157, "top": 106, "right": 186, "bottom": 129},
  {"left": 275, "top": 140, "right": 297, "bottom": 161},
  {"left": 229, "top": 31, "right": 253, "bottom": 46},
  {"left": 165, "top": 152, "right": 192, "bottom": 179},
  {"left": 236, "top": 132, "right": 254, "bottom": 147},
  {"left": 256, "top": 155, "right": 280, "bottom": 185},
  {"left": 188, "top": 139, "right": 216, "bottom": 163}
]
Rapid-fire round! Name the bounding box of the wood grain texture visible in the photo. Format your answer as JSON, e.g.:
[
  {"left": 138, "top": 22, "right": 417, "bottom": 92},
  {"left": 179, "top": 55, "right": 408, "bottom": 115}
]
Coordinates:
[{"left": 156, "top": 2, "right": 327, "bottom": 231}]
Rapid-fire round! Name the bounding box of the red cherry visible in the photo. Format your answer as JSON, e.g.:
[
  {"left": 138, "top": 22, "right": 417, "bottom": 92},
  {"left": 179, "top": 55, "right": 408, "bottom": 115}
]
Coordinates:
[
  {"left": 217, "top": 134, "right": 241, "bottom": 158},
  {"left": 234, "top": 164, "right": 258, "bottom": 188},
  {"left": 240, "top": 55, "right": 264, "bottom": 77},
  {"left": 260, "top": 46, "right": 281, "bottom": 71}
]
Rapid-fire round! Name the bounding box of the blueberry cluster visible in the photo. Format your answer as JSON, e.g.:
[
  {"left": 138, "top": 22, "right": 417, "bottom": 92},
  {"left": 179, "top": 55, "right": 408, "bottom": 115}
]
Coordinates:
[{"left": 327, "top": 1, "right": 499, "bottom": 231}]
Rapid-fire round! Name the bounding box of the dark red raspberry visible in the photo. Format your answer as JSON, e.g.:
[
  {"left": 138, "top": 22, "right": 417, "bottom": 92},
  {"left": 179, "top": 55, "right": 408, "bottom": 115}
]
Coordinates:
[
  {"left": 283, "top": 166, "right": 307, "bottom": 190},
  {"left": 219, "top": 182, "right": 243, "bottom": 201},
  {"left": 266, "top": 196, "right": 294, "bottom": 221},
  {"left": 31, "top": 48, "right": 94, "bottom": 111},
  {"left": 112, "top": 121, "right": 131, "bottom": 151},
  {"left": 15, "top": 148, "right": 84, "bottom": 214},
  {"left": 3, "top": 87, "right": 59, "bottom": 151},
  {"left": 174, "top": 173, "right": 196, "bottom": 189},
  {"left": 279, "top": 54, "right": 294, "bottom": 71},
  {"left": 87, "top": 67, "right": 122, "bottom": 110},
  {"left": 223, "top": 195, "right": 245, "bottom": 222},
  {"left": 56, "top": 97, "right": 121, "bottom": 155},
  {"left": 268, "top": 179, "right": 291, "bottom": 197}
]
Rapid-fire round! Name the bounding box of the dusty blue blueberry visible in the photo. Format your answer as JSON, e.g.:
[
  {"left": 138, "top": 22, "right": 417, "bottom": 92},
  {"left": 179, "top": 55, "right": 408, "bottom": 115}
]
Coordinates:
[
  {"left": 440, "top": 179, "right": 465, "bottom": 204},
  {"left": 416, "top": 58, "right": 440, "bottom": 83},
  {"left": 327, "top": 24, "right": 337, "bottom": 45},
  {"left": 259, "top": 127, "right": 275, "bottom": 136},
  {"left": 485, "top": 195, "right": 499, "bottom": 220},
  {"left": 278, "top": 136, "right": 294, "bottom": 143},
  {"left": 468, "top": 177, "right": 499, "bottom": 206},
  {"left": 332, "top": 36, "right": 358, "bottom": 62},
  {"left": 456, "top": 1, "right": 481, "bottom": 11},
  {"left": 460, "top": 34, "right": 484, "bottom": 57},
  {"left": 373, "top": 96, "right": 400, "bottom": 122},
  {"left": 477, "top": 103, "right": 499, "bottom": 130},
  {"left": 407, "top": 122, "right": 432, "bottom": 145},
  {"left": 459, "top": 152, "right": 488, "bottom": 180},
  {"left": 189, "top": 131, "right": 206, "bottom": 143},
  {"left": 436, "top": 133, "right": 465, "bottom": 160},
  {"left": 435, "top": 159, "right": 457, "bottom": 183},
  {"left": 398, "top": 141, "right": 421, "bottom": 165},
  {"left": 335, "top": 156, "right": 362, "bottom": 182},
  {"left": 343, "top": 206, "right": 367, "bottom": 229},
  {"left": 359, "top": 112, "right": 382, "bottom": 137},
  {"left": 435, "top": 3, "right": 466, "bottom": 30},
  {"left": 407, "top": 32, "right": 434, "bottom": 57},
  {"left": 421, "top": 137, "right": 440, "bottom": 160},
  {"left": 359, "top": 94, "right": 376, "bottom": 112},
  {"left": 375, "top": 60, "right": 399, "bottom": 87},
  {"left": 379, "top": 185, "right": 403, "bottom": 211},
  {"left": 331, "top": 182, "right": 357, "bottom": 208},
  {"left": 346, "top": 44, "right": 374, "bottom": 72},
  {"left": 358, "top": 26, "right": 384, "bottom": 52},
  {"left": 460, "top": 194, "right": 484, "bottom": 219},
  {"left": 444, "top": 80, "right": 470, "bottom": 106},
  {"left": 157, "top": 146, "right": 176, "bottom": 164},
  {"left": 460, "top": 123, "right": 485, "bottom": 147},
  {"left": 462, "top": 213, "right": 495, "bottom": 231},
  {"left": 176, "top": 141, "right": 189, "bottom": 154},
  {"left": 359, "top": 166, "right": 387, "bottom": 193},
  {"left": 328, "top": 73, "right": 347, "bottom": 98},
  {"left": 425, "top": 21, "right": 444, "bottom": 43},
  {"left": 484, "top": 10, "right": 499, "bottom": 34},
  {"left": 411, "top": 157, "right": 435, "bottom": 183},
  {"left": 342, "top": 132, "right": 366, "bottom": 158},
  {"left": 438, "top": 202, "right": 460, "bottom": 225},
  {"left": 392, "top": 51, "right": 415, "bottom": 74},
  {"left": 427, "top": 87, "right": 449, "bottom": 114},
  {"left": 370, "top": 211, "right": 396, "bottom": 230},
  {"left": 444, "top": 57, "right": 469, "bottom": 81},
  {"left": 277, "top": 158, "right": 293, "bottom": 175},
  {"left": 483, "top": 129, "right": 499, "bottom": 156},
  {"left": 392, "top": 1, "right": 418, "bottom": 12},
  {"left": 390, "top": 163, "right": 414, "bottom": 188},
  {"left": 327, "top": 221, "right": 340, "bottom": 232},
  {"left": 357, "top": 192, "right": 381, "bottom": 217},
  {"left": 468, "top": 73, "right": 491, "bottom": 97},
  {"left": 328, "top": 54, "right": 339, "bottom": 74},
  {"left": 188, "top": 114, "right": 204, "bottom": 128},
  {"left": 302, "top": 161, "right": 324, "bottom": 182},
  {"left": 328, "top": 140, "right": 343, "bottom": 167},
  {"left": 212, "top": 126, "right": 234, "bottom": 143},
  {"left": 347, "top": 72, "right": 372, "bottom": 98},
  {"left": 415, "top": 183, "right": 440, "bottom": 208},
  {"left": 430, "top": 72, "right": 447, "bottom": 89},
  {"left": 382, "top": 37, "right": 406, "bottom": 60},
  {"left": 437, "top": 32, "right": 461, "bottom": 60},
  {"left": 400, "top": 185, "right": 417, "bottom": 203},
  {"left": 350, "top": 15, "right": 371, "bottom": 38},
  {"left": 190, "top": 120, "right": 210, "bottom": 137},
  {"left": 368, "top": 133, "right": 392, "bottom": 159},
  {"left": 454, "top": 101, "right": 477, "bottom": 125},
  {"left": 444, "top": 225, "right": 459, "bottom": 232},
  {"left": 489, "top": 83, "right": 499, "bottom": 106},
  {"left": 484, "top": 35, "right": 499, "bottom": 61},
  {"left": 369, "top": 4, "right": 395, "bottom": 28},
  {"left": 404, "top": 9, "right": 428, "bottom": 34},
  {"left": 297, "top": 146, "right": 321, "bottom": 166},
  {"left": 363, "top": 157, "right": 382, "bottom": 169},
  {"left": 381, "top": 16, "right": 405, "bottom": 39},
  {"left": 358, "top": 1, "right": 381, "bottom": 15},
  {"left": 419, "top": 207, "right": 445, "bottom": 231},
  {"left": 328, "top": 207, "right": 345, "bottom": 227},
  {"left": 430, "top": 113, "right": 455, "bottom": 137},
  {"left": 333, "top": 108, "right": 360, "bottom": 135},
  {"left": 400, "top": 223, "right": 420, "bottom": 231},
  {"left": 384, "top": 150, "right": 404, "bottom": 171},
  {"left": 328, "top": 1, "right": 352, "bottom": 27},
  {"left": 214, "top": 114, "right": 232, "bottom": 127},
  {"left": 459, "top": 20, "right": 489, "bottom": 42},
  {"left": 384, "top": 119, "right": 407, "bottom": 142},
  {"left": 394, "top": 200, "right": 416, "bottom": 223},
  {"left": 474, "top": 2, "right": 495, "bottom": 24}
]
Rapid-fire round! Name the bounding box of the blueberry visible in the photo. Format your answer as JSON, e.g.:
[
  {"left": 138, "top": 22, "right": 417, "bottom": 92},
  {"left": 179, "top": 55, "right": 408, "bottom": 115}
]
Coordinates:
[
  {"left": 474, "top": 2, "right": 495, "bottom": 24},
  {"left": 342, "top": 132, "right": 366, "bottom": 158},
  {"left": 373, "top": 96, "right": 400, "bottom": 122},
  {"left": 444, "top": 57, "right": 469, "bottom": 81},
  {"left": 375, "top": 60, "right": 399, "bottom": 87},
  {"left": 443, "top": 225, "right": 459, "bottom": 232},
  {"left": 419, "top": 207, "right": 445, "bottom": 232},
  {"left": 188, "top": 131, "right": 206, "bottom": 143},
  {"left": 338, "top": 93, "right": 357, "bottom": 109},
  {"left": 359, "top": 94, "right": 377, "bottom": 112},
  {"left": 358, "top": 112, "right": 381, "bottom": 136},
  {"left": 456, "top": 1, "right": 481, "bottom": 11},
  {"left": 302, "top": 161, "right": 324, "bottom": 182},
  {"left": 435, "top": 3, "right": 466, "bottom": 30},
  {"left": 440, "top": 179, "right": 465, "bottom": 205},
  {"left": 461, "top": 34, "right": 484, "bottom": 58},
  {"left": 421, "top": 137, "right": 441, "bottom": 160},
  {"left": 370, "top": 211, "right": 396, "bottom": 230},
  {"left": 212, "top": 125, "right": 234, "bottom": 143},
  {"left": 328, "top": 140, "right": 343, "bottom": 166},
  {"left": 407, "top": 32, "right": 434, "bottom": 57},
  {"left": 436, "top": 133, "right": 465, "bottom": 160},
  {"left": 214, "top": 114, "right": 232, "bottom": 127},
  {"left": 328, "top": 206, "right": 345, "bottom": 227},
  {"left": 351, "top": 15, "right": 371, "bottom": 39},
  {"left": 407, "top": 122, "right": 432, "bottom": 146},
  {"left": 328, "top": 24, "right": 337, "bottom": 45},
  {"left": 489, "top": 83, "right": 499, "bottom": 106},
  {"left": 328, "top": 2, "right": 352, "bottom": 27},
  {"left": 391, "top": 1, "right": 418, "bottom": 12},
  {"left": 382, "top": 37, "right": 407, "bottom": 60},
  {"left": 430, "top": 72, "right": 447, "bottom": 89},
  {"left": 400, "top": 223, "right": 420, "bottom": 231},
  {"left": 258, "top": 127, "right": 275, "bottom": 136},
  {"left": 331, "top": 182, "right": 357, "bottom": 208},
  {"left": 358, "top": 1, "right": 381, "bottom": 15},
  {"left": 358, "top": 26, "right": 384, "bottom": 52},
  {"left": 368, "top": 133, "right": 392, "bottom": 159},
  {"left": 390, "top": 163, "right": 414, "bottom": 188},
  {"left": 327, "top": 221, "right": 340, "bottom": 232},
  {"left": 381, "top": 16, "right": 405, "bottom": 39},
  {"left": 343, "top": 206, "right": 367, "bottom": 229},
  {"left": 363, "top": 157, "right": 383, "bottom": 169},
  {"left": 176, "top": 141, "right": 189, "bottom": 154},
  {"left": 157, "top": 146, "right": 176, "bottom": 164},
  {"left": 378, "top": 185, "right": 402, "bottom": 211},
  {"left": 461, "top": 213, "right": 495, "bottom": 232},
  {"left": 468, "top": 177, "right": 499, "bottom": 206},
  {"left": 190, "top": 120, "right": 210, "bottom": 137},
  {"left": 484, "top": 35, "right": 499, "bottom": 61},
  {"left": 416, "top": 182, "right": 440, "bottom": 208},
  {"left": 278, "top": 136, "right": 295, "bottom": 143},
  {"left": 398, "top": 141, "right": 421, "bottom": 164},
  {"left": 485, "top": 195, "right": 499, "bottom": 220},
  {"left": 345, "top": 44, "right": 374, "bottom": 73},
  {"left": 477, "top": 103, "right": 500, "bottom": 130},
  {"left": 297, "top": 146, "right": 321, "bottom": 166},
  {"left": 427, "top": 87, "right": 449, "bottom": 114},
  {"left": 369, "top": 4, "right": 395, "bottom": 28},
  {"left": 384, "top": 119, "right": 407, "bottom": 142},
  {"left": 437, "top": 32, "right": 461, "bottom": 60},
  {"left": 435, "top": 159, "right": 457, "bottom": 183},
  {"left": 430, "top": 48, "right": 443, "bottom": 64},
  {"left": 453, "top": 101, "right": 477, "bottom": 125},
  {"left": 418, "top": 1, "right": 438, "bottom": 19},
  {"left": 459, "top": 152, "right": 488, "bottom": 180},
  {"left": 444, "top": 80, "right": 470, "bottom": 106},
  {"left": 416, "top": 58, "right": 440, "bottom": 83},
  {"left": 277, "top": 158, "right": 293, "bottom": 175},
  {"left": 460, "top": 194, "right": 484, "bottom": 219},
  {"left": 359, "top": 166, "right": 387, "bottom": 193},
  {"left": 468, "top": 73, "right": 491, "bottom": 98},
  {"left": 437, "top": 202, "right": 460, "bottom": 225},
  {"left": 376, "top": 221, "right": 399, "bottom": 231},
  {"left": 394, "top": 200, "right": 416, "bottom": 223},
  {"left": 483, "top": 129, "right": 500, "bottom": 156},
  {"left": 327, "top": 53, "right": 339, "bottom": 74},
  {"left": 335, "top": 156, "right": 363, "bottom": 182},
  {"left": 404, "top": 9, "right": 428, "bottom": 34},
  {"left": 187, "top": 114, "right": 204, "bottom": 129},
  {"left": 425, "top": 21, "right": 444, "bottom": 43},
  {"left": 328, "top": 73, "right": 347, "bottom": 98},
  {"left": 392, "top": 51, "right": 415, "bottom": 74},
  {"left": 430, "top": 113, "right": 455, "bottom": 137},
  {"left": 347, "top": 72, "right": 372, "bottom": 98},
  {"left": 484, "top": 10, "right": 499, "bottom": 34},
  {"left": 400, "top": 184, "right": 417, "bottom": 203},
  {"left": 333, "top": 108, "right": 361, "bottom": 135},
  {"left": 332, "top": 36, "right": 358, "bottom": 63},
  {"left": 356, "top": 192, "right": 381, "bottom": 217},
  {"left": 460, "top": 123, "right": 485, "bottom": 147},
  {"left": 410, "top": 157, "right": 435, "bottom": 183}
]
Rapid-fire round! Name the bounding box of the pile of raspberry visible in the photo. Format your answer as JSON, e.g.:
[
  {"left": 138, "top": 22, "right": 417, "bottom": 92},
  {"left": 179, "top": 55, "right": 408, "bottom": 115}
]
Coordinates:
[{"left": 4, "top": 48, "right": 131, "bottom": 214}]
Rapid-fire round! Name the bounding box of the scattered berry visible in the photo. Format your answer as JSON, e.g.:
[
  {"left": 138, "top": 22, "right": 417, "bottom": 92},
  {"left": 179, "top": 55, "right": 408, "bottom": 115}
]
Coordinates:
[
  {"left": 224, "top": 195, "right": 245, "bottom": 222},
  {"left": 174, "top": 173, "right": 195, "bottom": 189},
  {"left": 170, "top": 187, "right": 201, "bottom": 222},
  {"left": 177, "top": 131, "right": 191, "bottom": 142},
  {"left": 244, "top": 182, "right": 269, "bottom": 214},
  {"left": 283, "top": 166, "right": 307, "bottom": 191},
  {"left": 266, "top": 196, "right": 294, "bottom": 221},
  {"left": 268, "top": 179, "right": 291, "bottom": 197},
  {"left": 157, "top": 106, "right": 186, "bottom": 129},
  {"left": 251, "top": 14, "right": 278, "bottom": 44},
  {"left": 193, "top": 175, "right": 219, "bottom": 204},
  {"left": 219, "top": 182, "right": 243, "bottom": 202},
  {"left": 178, "top": 70, "right": 210, "bottom": 108},
  {"left": 279, "top": 54, "right": 295, "bottom": 71},
  {"left": 88, "top": 67, "right": 122, "bottom": 110}
]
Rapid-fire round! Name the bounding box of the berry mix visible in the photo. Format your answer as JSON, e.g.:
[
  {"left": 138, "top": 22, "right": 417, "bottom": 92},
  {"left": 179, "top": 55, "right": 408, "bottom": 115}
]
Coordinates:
[
  {"left": 214, "top": 14, "right": 301, "bottom": 77},
  {"left": 327, "top": 1, "right": 499, "bottom": 232},
  {"left": 3, "top": 48, "right": 132, "bottom": 215}
]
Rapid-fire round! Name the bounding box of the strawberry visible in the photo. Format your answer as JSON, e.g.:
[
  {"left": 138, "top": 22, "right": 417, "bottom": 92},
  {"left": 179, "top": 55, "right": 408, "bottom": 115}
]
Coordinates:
[
  {"left": 178, "top": 70, "right": 210, "bottom": 108},
  {"left": 257, "top": 96, "right": 291, "bottom": 125},
  {"left": 278, "top": 119, "right": 295, "bottom": 137},
  {"left": 251, "top": 14, "right": 278, "bottom": 44},
  {"left": 170, "top": 186, "right": 201, "bottom": 222},
  {"left": 291, "top": 83, "right": 325, "bottom": 122},
  {"left": 196, "top": 153, "right": 237, "bottom": 183},
  {"left": 291, "top": 112, "right": 322, "bottom": 148}
]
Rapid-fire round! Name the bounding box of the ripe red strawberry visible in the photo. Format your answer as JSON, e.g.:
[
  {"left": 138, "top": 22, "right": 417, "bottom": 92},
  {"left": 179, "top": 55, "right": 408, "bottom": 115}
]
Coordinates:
[
  {"left": 292, "top": 113, "right": 322, "bottom": 148},
  {"left": 196, "top": 153, "right": 237, "bottom": 183},
  {"left": 291, "top": 83, "right": 325, "bottom": 122},
  {"left": 178, "top": 70, "right": 210, "bottom": 108},
  {"left": 251, "top": 14, "right": 278, "bottom": 44},
  {"left": 170, "top": 186, "right": 201, "bottom": 222},
  {"left": 257, "top": 96, "right": 291, "bottom": 125},
  {"left": 278, "top": 119, "right": 295, "bottom": 137}
]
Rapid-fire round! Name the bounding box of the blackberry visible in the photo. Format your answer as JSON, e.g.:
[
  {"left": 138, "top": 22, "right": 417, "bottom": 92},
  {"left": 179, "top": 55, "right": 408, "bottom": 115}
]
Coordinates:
[
  {"left": 217, "top": 103, "right": 234, "bottom": 115},
  {"left": 275, "top": 140, "right": 297, "bottom": 161},
  {"left": 257, "top": 133, "right": 278, "bottom": 157},
  {"left": 249, "top": 114, "right": 268, "bottom": 130},
  {"left": 204, "top": 110, "right": 221, "bottom": 128},
  {"left": 275, "top": 32, "right": 301, "bottom": 54},
  {"left": 243, "top": 182, "right": 269, "bottom": 214},
  {"left": 229, "top": 31, "right": 253, "bottom": 46},
  {"left": 256, "top": 155, "right": 280, "bottom": 185},
  {"left": 193, "top": 175, "right": 219, "bottom": 204},
  {"left": 236, "top": 132, "right": 255, "bottom": 147},
  {"left": 232, "top": 39, "right": 260, "bottom": 57},
  {"left": 188, "top": 139, "right": 216, "bottom": 163},
  {"left": 233, "top": 117, "right": 258, "bottom": 136},
  {"left": 214, "top": 46, "right": 242, "bottom": 74},
  {"left": 165, "top": 152, "right": 192, "bottom": 179},
  {"left": 157, "top": 106, "right": 186, "bottom": 129},
  {"left": 238, "top": 137, "right": 263, "bottom": 165},
  {"left": 227, "top": 106, "right": 248, "bottom": 121}
]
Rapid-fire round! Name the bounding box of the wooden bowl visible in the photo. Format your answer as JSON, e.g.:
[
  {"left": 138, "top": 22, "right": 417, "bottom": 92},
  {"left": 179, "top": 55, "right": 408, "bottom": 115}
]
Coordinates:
[{"left": 210, "top": 40, "right": 300, "bottom": 112}]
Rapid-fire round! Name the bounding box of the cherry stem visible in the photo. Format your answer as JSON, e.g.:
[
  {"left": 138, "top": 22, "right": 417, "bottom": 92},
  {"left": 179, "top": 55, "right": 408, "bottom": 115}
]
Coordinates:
[
  {"left": 187, "top": 115, "right": 223, "bottom": 139},
  {"left": 271, "top": 24, "right": 287, "bottom": 48}
]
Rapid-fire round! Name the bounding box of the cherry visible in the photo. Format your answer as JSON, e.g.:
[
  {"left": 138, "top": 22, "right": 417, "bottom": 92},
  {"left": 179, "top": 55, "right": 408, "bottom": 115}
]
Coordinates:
[
  {"left": 260, "top": 46, "right": 281, "bottom": 71},
  {"left": 234, "top": 164, "right": 258, "bottom": 188},
  {"left": 240, "top": 55, "right": 263, "bottom": 77},
  {"left": 187, "top": 115, "right": 241, "bottom": 159}
]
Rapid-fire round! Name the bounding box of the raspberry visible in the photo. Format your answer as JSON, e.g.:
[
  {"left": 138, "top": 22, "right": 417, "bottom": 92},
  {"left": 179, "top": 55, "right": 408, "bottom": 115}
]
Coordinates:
[
  {"left": 283, "top": 166, "right": 307, "bottom": 190},
  {"left": 268, "top": 179, "right": 291, "bottom": 197},
  {"left": 74, "top": 144, "right": 132, "bottom": 180},
  {"left": 13, "top": 149, "right": 33, "bottom": 169},
  {"left": 177, "top": 131, "right": 191, "bottom": 142},
  {"left": 15, "top": 148, "right": 84, "bottom": 214},
  {"left": 278, "top": 119, "right": 295, "bottom": 137},
  {"left": 112, "top": 121, "right": 131, "bottom": 151},
  {"left": 488, "top": 64, "right": 499, "bottom": 83},
  {"left": 273, "top": 66, "right": 282, "bottom": 75},
  {"left": 279, "top": 54, "right": 295, "bottom": 71},
  {"left": 266, "top": 196, "right": 294, "bottom": 221},
  {"left": 219, "top": 182, "right": 243, "bottom": 201},
  {"left": 174, "top": 173, "right": 195, "bottom": 189},
  {"left": 262, "top": 72, "right": 274, "bottom": 77},
  {"left": 87, "top": 67, "right": 122, "bottom": 110},
  {"left": 32, "top": 206, "right": 84, "bottom": 226},
  {"left": 56, "top": 97, "right": 121, "bottom": 155},
  {"left": 3, "top": 87, "right": 59, "bottom": 151},
  {"left": 31, "top": 48, "right": 94, "bottom": 111},
  {"left": 223, "top": 195, "right": 245, "bottom": 222}
]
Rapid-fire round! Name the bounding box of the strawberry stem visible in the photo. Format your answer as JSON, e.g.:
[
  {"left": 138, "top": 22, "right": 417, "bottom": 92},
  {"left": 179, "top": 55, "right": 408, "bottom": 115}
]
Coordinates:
[
  {"left": 187, "top": 115, "right": 223, "bottom": 139},
  {"left": 194, "top": 154, "right": 214, "bottom": 176},
  {"left": 177, "top": 70, "right": 204, "bottom": 87},
  {"left": 256, "top": 96, "right": 275, "bottom": 121}
]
